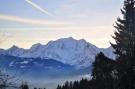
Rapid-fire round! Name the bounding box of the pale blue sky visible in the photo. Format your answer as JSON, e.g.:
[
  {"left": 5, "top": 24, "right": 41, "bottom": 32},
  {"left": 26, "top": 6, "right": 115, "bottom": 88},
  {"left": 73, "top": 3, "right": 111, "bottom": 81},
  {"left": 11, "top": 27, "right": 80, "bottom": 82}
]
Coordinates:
[{"left": 0, "top": 0, "right": 122, "bottom": 49}]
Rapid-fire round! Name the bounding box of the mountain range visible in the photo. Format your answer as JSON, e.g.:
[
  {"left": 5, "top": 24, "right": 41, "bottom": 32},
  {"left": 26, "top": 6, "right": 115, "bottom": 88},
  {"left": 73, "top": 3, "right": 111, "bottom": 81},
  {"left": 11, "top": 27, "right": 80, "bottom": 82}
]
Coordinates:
[{"left": 0, "top": 37, "right": 116, "bottom": 88}]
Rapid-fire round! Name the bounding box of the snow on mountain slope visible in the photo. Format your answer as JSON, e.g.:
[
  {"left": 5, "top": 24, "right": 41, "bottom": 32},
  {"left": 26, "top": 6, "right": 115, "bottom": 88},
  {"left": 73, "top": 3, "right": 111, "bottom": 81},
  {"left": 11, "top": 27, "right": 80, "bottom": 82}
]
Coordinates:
[
  {"left": 0, "top": 37, "right": 115, "bottom": 68},
  {"left": 6, "top": 45, "right": 26, "bottom": 56},
  {"left": 100, "top": 47, "right": 116, "bottom": 59}
]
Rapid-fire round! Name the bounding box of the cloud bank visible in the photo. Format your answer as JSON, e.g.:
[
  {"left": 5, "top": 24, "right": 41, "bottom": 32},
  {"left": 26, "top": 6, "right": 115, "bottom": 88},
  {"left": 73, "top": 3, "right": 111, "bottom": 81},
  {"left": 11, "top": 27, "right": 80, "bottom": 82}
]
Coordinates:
[{"left": 0, "top": 14, "right": 70, "bottom": 27}]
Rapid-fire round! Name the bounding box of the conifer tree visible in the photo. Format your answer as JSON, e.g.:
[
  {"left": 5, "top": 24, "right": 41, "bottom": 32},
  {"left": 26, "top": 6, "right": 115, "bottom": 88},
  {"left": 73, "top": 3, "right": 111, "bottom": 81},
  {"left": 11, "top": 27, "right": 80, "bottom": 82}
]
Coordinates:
[
  {"left": 111, "top": 0, "right": 135, "bottom": 60},
  {"left": 56, "top": 85, "right": 62, "bottom": 89},
  {"left": 92, "top": 52, "right": 116, "bottom": 89},
  {"left": 20, "top": 82, "right": 29, "bottom": 89},
  {"left": 111, "top": 0, "right": 135, "bottom": 89}
]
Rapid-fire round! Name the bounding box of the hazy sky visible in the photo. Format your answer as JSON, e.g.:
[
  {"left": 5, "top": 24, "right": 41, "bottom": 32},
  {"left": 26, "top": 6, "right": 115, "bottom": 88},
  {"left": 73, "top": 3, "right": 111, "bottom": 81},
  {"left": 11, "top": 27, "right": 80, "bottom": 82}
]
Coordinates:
[{"left": 0, "top": 0, "right": 122, "bottom": 49}]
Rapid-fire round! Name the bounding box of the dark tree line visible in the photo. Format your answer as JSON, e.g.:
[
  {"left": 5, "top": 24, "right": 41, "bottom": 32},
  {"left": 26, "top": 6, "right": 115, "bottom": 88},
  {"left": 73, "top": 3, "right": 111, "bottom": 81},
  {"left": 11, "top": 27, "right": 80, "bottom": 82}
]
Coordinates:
[
  {"left": 57, "top": 0, "right": 135, "bottom": 89},
  {"left": 20, "top": 82, "right": 46, "bottom": 89},
  {"left": 56, "top": 79, "right": 91, "bottom": 89},
  {"left": 56, "top": 53, "right": 117, "bottom": 89}
]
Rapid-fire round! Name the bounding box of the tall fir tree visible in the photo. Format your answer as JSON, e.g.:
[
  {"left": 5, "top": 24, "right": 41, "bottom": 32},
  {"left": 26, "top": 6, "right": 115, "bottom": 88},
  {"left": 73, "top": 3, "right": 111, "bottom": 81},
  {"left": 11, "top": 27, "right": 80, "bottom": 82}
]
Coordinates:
[
  {"left": 111, "top": 0, "right": 135, "bottom": 89},
  {"left": 111, "top": 0, "right": 135, "bottom": 60}
]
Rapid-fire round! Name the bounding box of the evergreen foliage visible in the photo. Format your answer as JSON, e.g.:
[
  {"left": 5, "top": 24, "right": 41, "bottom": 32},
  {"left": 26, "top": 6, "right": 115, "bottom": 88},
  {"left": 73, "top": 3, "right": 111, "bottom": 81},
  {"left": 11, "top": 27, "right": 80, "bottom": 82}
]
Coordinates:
[
  {"left": 92, "top": 52, "right": 116, "bottom": 89},
  {"left": 20, "top": 82, "right": 29, "bottom": 89},
  {"left": 91, "top": 0, "right": 135, "bottom": 89},
  {"left": 111, "top": 0, "right": 135, "bottom": 89},
  {"left": 56, "top": 79, "right": 91, "bottom": 89}
]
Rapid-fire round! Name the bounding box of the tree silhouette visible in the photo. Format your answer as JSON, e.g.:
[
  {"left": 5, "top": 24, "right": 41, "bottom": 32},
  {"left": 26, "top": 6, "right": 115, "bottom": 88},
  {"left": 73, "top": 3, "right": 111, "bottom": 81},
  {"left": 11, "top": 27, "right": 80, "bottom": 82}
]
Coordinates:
[
  {"left": 111, "top": 0, "right": 135, "bottom": 59},
  {"left": 56, "top": 79, "right": 92, "bottom": 89},
  {"left": 111, "top": 0, "right": 135, "bottom": 89},
  {"left": 20, "top": 82, "right": 29, "bottom": 89},
  {"left": 56, "top": 85, "right": 62, "bottom": 89},
  {"left": 92, "top": 52, "right": 116, "bottom": 89}
]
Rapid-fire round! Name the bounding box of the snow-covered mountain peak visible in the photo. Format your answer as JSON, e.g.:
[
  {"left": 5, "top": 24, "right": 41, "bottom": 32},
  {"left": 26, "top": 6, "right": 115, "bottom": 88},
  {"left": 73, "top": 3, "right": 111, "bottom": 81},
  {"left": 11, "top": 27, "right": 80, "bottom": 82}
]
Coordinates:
[
  {"left": 9, "top": 45, "right": 19, "bottom": 50},
  {"left": 30, "top": 43, "right": 44, "bottom": 51},
  {"left": 78, "top": 38, "right": 86, "bottom": 42},
  {"left": 57, "top": 37, "right": 76, "bottom": 41},
  {"left": 6, "top": 45, "right": 25, "bottom": 57},
  {"left": 45, "top": 37, "right": 80, "bottom": 50},
  {"left": 30, "top": 43, "right": 42, "bottom": 48}
]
